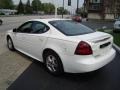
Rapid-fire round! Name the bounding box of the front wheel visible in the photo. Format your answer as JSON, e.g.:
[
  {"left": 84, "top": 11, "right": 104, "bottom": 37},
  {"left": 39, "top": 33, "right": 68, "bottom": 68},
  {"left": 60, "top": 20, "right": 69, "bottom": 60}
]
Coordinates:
[
  {"left": 0, "top": 21, "right": 2, "bottom": 25},
  {"left": 44, "top": 51, "right": 64, "bottom": 75},
  {"left": 7, "top": 37, "right": 15, "bottom": 51}
]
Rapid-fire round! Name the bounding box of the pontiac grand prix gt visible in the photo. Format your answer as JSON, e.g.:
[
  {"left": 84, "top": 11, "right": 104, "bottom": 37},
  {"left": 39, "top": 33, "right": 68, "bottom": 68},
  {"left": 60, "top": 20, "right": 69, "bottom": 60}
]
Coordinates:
[{"left": 6, "top": 19, "right": 116, "bottom": 75}]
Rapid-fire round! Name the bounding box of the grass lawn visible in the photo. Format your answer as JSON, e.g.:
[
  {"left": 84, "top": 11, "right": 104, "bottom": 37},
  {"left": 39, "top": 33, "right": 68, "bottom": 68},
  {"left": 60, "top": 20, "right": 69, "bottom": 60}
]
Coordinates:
[
  {"left": 111, "top": 32, "right": 120, "bottom": 47},
  {"left": 97, "top": 29, "right": 120, "bottom": 47}
]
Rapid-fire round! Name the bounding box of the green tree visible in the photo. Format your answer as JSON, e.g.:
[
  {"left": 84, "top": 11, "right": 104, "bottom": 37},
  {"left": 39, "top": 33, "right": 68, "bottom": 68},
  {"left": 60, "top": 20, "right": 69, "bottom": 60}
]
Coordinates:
[
  {"left": 25, "top": 0, "right": 32, "bottom": 14},
  {"left": 32, "top": 0, "right": 41, "bottom": 13},
  {"left": 57, "top": 7, "right": 69, "bottom": 15},
  {"left": 17, "top": 0, "right": 24, "bottom": 14},
  {"left": 0, "top": 0, "right": 4, "bottom": 9},
  {"left": 0, "top": 0, "right": 14, "bottom": 9},
  {"left": 42, "top": 3, "right": 55, "bottom": 14}
]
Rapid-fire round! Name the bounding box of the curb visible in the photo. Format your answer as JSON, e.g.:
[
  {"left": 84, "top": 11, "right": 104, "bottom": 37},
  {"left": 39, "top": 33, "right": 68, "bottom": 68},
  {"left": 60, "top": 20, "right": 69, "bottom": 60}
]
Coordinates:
[{"left": 113, "top": 44, "right": 120, "bottom": 54}]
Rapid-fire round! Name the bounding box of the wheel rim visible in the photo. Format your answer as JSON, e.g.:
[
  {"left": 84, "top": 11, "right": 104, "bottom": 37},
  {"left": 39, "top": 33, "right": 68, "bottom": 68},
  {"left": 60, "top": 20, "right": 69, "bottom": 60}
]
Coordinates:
[
  {"left": 8, "top": 39, "right": 12, "bottom": 49},
  {"left": 46, "top": 55, "right": 58, "bottom": 72}
]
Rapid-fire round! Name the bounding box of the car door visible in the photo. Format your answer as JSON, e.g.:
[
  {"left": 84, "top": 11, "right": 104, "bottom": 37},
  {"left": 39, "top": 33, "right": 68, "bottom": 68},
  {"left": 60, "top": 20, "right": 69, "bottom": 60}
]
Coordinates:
[
  {"left": 22, "top": 21, "right": 50, "bottom": 61},
  {"left": 13, "top": 21, "right": 33, "bottom": 53}
]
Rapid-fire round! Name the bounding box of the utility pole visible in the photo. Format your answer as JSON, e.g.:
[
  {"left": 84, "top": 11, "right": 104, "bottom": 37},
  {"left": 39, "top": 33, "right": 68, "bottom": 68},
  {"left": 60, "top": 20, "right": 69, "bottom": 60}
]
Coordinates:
[
  {"left": 53, "top": 0, "right": 57, "bottom": 18},
  {"left": 62, "top": 0, "right": 64, "bottom": 18},
  {"left": 77, "top": 0, "right": 79, "bottom": 14},
  {"left": 83, "top": 0, "right": 86, "bottom": 12},
  {"left": 55, "top": 6, "right": 57, "bottom": 18},
  {"left": 37, "top": 1, "right": 38, "bottom": 14}
]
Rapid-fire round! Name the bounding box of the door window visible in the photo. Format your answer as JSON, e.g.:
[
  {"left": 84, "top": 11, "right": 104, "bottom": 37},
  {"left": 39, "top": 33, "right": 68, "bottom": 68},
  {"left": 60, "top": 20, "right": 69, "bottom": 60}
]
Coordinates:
[{"left": 17, "top": 22, "right": 33, "bottom": 33}]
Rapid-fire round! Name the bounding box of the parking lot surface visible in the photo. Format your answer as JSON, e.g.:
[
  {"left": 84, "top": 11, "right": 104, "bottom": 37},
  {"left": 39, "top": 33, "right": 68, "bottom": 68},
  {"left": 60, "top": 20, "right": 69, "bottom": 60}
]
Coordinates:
[
  {"left": 8, "top": 50, "right": 120, "bottom": 90},
  {"left": 81, "top": 20, "right": 114, "bottom": 29},
  {"left": 0, "top": 15, "right": 119, "bottom": 90}
]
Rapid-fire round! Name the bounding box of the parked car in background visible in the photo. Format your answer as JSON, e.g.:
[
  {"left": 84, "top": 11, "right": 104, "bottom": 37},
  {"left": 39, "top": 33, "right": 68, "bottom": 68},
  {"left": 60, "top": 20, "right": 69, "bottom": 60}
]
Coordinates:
[
  {"left": 72, "top": 15, "right": 82, "bottom": 22},
  {"left": 0, "top": 19, "right": 3, "bottom": 25},
  {"left": 6, "top": 19, "right": 116, "bottom": 75},
  {"left": 114, "top": 17, "right": 120, "bottom": 32}
]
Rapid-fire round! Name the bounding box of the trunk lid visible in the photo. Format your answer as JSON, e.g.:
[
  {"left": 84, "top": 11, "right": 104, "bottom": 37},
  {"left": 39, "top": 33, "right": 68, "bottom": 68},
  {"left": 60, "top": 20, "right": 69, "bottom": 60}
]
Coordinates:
[{"left": 70, "top": 32, "right": 113, "bottom": 56}]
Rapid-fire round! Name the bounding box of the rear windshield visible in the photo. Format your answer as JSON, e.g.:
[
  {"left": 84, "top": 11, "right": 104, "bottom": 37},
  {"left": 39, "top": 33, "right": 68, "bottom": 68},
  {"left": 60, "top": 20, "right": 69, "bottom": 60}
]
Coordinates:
[{"left": 49, "top": 20, "right": 94, "bottom": 36}]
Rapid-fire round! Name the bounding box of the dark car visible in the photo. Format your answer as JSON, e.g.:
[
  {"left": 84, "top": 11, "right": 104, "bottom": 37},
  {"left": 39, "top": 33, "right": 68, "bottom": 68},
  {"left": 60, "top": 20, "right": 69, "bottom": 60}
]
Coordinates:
[
  {"left": 72, "top": 15, "right": 82, "bottom": 22},
  {"left": 0, "top": 19, "right": 3, "bottom": 25}
]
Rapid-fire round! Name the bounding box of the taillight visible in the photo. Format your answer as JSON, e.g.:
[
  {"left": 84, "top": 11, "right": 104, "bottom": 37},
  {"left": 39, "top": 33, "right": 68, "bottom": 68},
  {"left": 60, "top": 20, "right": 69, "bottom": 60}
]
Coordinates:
[{"left": 75, "top": 41, "right": 93, "bottom": 55}]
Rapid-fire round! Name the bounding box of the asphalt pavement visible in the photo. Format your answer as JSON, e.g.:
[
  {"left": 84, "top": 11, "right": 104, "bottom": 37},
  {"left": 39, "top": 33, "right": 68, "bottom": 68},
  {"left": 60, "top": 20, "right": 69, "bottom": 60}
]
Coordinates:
[
  {"left": 8, "top": 50, "right": 120, "bottom": 90},
  {"left": 81, "top": 20, "right": 114, "bottom": 30}
]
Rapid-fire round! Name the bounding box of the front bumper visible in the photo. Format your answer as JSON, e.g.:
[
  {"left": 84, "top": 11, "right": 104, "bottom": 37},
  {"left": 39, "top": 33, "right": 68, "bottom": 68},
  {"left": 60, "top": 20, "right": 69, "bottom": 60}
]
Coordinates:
[{"left": 61, "top": 48, "right": 116, "bottom": 73}]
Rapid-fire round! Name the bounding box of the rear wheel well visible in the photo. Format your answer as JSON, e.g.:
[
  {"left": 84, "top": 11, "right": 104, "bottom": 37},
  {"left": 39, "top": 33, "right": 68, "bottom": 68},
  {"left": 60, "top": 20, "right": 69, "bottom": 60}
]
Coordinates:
[
  {"left": 42, "top": 48, "right": 64, "bottom": 74},
  {"left": 43, "top": 49, "right": 59, "bottom": 61},
  {"left": 42, "top": 49, "right": 63, "bottom": 66}
]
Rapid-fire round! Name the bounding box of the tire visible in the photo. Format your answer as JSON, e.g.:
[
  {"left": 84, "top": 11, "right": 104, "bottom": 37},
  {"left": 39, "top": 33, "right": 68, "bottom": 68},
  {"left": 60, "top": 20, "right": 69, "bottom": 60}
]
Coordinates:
[
  {"left": 7, "top": 37, "right": 15, "bottom": 51},
  {"left": 0, "top": 21, "right": 2, "bottom": 25},
  {"left": 44, "top": 50, "right": 64, "bottom": 76}
]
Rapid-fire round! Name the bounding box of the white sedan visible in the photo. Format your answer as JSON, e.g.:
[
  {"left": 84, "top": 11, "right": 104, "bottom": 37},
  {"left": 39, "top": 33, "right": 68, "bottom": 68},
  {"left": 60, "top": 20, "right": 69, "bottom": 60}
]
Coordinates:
[{"left": 6, "top": 19, "right": 116, "bottom": 75}]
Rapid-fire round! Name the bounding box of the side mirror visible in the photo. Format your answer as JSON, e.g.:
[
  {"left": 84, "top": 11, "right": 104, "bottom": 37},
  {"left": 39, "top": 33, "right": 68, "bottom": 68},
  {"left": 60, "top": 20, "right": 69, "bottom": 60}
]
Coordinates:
[{"left": 13, "top": 28, "right": 17, "bottom": 32}]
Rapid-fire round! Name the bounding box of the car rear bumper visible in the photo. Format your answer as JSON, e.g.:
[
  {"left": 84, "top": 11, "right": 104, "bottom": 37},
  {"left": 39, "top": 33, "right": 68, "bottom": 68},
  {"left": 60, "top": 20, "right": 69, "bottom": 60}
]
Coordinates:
[{"left": 61, "top": 48, "right": 116, "bottom": 73}]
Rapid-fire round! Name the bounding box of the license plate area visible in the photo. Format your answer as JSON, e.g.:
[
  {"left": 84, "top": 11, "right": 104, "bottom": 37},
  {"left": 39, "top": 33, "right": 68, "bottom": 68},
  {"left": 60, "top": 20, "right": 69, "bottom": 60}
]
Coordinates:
[{"left": 100, "top": 42, "right": 111, "bottom": 49}]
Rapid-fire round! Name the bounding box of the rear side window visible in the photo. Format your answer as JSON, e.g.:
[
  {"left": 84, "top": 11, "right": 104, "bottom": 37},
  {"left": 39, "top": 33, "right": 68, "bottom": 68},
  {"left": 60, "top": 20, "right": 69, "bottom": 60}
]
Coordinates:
[
  {"left": 31, "top": 21, "right": 49, "bottom": 34},
  {"left": 49, "top": 20, "right": 94, "bottom": 36}
]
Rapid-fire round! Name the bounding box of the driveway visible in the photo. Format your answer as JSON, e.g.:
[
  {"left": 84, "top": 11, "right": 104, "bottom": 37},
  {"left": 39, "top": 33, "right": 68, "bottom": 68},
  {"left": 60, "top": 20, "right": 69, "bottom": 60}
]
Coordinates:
[{"left": 8, "top": 50, "right": 120, "bottom": 90}]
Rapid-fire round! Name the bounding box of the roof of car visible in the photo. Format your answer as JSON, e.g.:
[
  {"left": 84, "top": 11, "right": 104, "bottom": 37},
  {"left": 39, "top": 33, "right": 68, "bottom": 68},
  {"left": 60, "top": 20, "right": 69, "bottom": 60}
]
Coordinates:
[{"left": 29, "top": 18, "right": 71, "bottom": 23}]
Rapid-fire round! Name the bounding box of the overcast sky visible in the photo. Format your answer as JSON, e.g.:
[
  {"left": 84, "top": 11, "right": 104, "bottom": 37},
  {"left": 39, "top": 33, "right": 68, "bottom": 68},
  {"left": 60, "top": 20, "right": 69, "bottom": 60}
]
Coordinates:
[{"left": 13, "top": 0, "right": 84, "bottom": 14}]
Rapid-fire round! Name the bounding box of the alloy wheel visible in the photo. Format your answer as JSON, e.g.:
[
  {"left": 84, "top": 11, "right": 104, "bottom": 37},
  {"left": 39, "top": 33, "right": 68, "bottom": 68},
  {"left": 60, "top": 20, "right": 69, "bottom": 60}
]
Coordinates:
[{"left": 46, "top": 55, "right": 58, "bottom": 72}]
